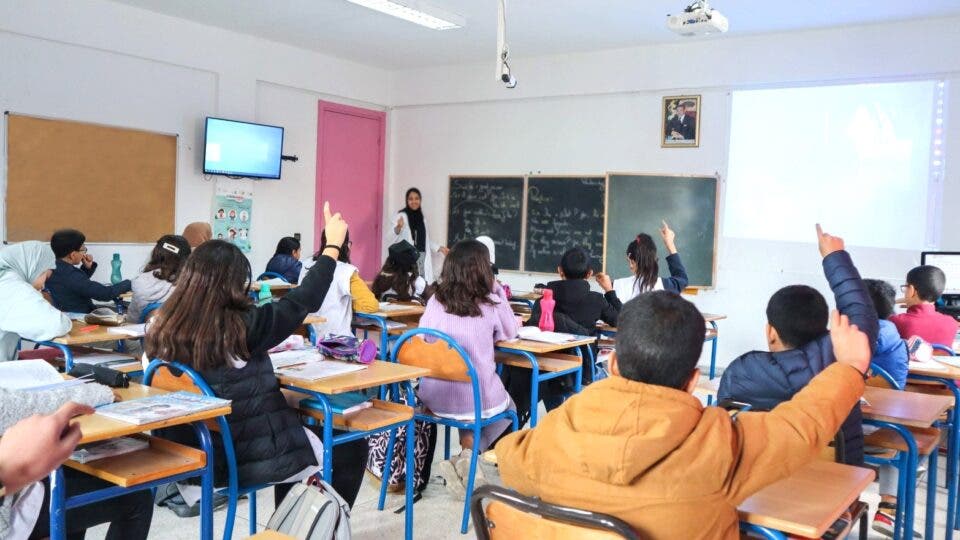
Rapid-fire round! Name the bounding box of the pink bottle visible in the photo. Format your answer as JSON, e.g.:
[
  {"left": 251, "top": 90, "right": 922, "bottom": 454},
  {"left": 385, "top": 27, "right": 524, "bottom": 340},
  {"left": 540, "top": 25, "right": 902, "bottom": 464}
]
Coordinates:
[{"left": 538, "top": 289, "right": 556, "bottom": 332}]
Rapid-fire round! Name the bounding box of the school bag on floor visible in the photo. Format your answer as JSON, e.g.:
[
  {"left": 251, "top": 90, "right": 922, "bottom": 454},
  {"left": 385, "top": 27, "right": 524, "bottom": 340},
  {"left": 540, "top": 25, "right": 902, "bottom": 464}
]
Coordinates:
[
  {"left": 266, "top": 480, "right": 351, "bottom": 540},
  {"left": 366, "top": 394, "right": 437, "bottom": 495}
]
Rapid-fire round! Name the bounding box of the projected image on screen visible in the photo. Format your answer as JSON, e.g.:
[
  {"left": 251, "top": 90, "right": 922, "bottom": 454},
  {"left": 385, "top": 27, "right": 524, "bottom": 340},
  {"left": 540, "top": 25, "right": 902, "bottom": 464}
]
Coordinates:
[
  {"left": 204, "top": 118, "right": 284, "bottom": 179},
  {"left": 725, "top": 80, "right": 940, "bottom": 250}
]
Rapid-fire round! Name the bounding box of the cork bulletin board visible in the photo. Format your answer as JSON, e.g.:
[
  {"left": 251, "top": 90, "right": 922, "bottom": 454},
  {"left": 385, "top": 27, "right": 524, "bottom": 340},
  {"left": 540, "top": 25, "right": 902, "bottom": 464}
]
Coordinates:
[{"left": 5, "top": 113, "right": 176, "bottom": 243}]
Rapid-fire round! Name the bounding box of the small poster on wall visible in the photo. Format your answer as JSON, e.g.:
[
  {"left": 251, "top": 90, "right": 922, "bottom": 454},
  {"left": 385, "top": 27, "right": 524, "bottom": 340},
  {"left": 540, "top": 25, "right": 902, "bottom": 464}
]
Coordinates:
[
  {"left": 213, "top": 183, "right": 253, "bottom": 252},
  {"left": 662, "top": 95, "right": 701, "bottom": 148}
]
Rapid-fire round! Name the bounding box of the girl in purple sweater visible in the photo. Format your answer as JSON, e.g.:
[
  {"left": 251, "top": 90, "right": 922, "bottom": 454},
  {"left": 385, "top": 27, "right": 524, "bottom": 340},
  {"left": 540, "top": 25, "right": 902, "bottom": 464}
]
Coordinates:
[{"left": 417, "top": 239, "right": 518, "bottom": 496}]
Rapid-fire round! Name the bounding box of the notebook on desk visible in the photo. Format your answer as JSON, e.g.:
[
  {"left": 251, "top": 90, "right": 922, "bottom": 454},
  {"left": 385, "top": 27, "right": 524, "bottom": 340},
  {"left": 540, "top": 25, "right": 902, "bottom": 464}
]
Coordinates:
[{"left": 95, "top": 391, "right": 230, "bottom": 425}]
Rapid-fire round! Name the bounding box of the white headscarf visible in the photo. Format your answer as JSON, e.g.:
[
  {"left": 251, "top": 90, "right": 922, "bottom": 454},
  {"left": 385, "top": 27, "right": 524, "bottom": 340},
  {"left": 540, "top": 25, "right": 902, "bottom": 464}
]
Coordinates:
[
  {"left": 476, "top": 236, "right": 496, "bottom": 266},
  {"left": 0, "top": 241, "right": 57, "bottom": 284}
]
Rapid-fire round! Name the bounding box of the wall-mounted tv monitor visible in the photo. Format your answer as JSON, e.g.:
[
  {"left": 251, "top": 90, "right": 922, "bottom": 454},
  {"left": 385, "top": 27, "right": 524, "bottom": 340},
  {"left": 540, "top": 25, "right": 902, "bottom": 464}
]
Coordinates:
[
  {"left": 921, "top": 251, "right": 960, "bottom": 296},
  {"left": 203, "top": 117, "right": 284, "bottom": 179}
]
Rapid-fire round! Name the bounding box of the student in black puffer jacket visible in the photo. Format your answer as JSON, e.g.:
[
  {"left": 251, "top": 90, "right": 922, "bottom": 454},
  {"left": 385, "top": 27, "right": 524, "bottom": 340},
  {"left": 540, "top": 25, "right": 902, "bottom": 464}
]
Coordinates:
[
  {"left": 147, "top": 204, "right": 367, "bottom": 508},
  {"left": 719, "top": 225, "right": 876, "bottom": 466}
]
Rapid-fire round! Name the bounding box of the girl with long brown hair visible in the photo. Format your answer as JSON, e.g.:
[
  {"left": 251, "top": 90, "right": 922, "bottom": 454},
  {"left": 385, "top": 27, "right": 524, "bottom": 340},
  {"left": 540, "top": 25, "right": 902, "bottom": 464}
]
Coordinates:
[
  {"left": 596, "top": 220, "right": 689, "bottom": 304},
  {"left": 146, "top": 203, "right": 360, "bottom": 508},
  {"left": 416, "top": 239, "right": 518, "bottom": 497}
]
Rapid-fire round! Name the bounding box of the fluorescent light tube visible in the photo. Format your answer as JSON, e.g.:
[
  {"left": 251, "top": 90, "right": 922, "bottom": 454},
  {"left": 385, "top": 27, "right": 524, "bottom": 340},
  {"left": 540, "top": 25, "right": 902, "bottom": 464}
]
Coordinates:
[{"left": 346, "top": 0, "right": 464, "bottom": 30}]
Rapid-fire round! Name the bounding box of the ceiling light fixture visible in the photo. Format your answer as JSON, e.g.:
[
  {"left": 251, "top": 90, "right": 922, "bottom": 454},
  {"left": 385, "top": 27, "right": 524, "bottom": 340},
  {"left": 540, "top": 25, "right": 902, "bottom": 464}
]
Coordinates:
[{"left": 345, "top": 0, "right": 464, "bottom": 30}]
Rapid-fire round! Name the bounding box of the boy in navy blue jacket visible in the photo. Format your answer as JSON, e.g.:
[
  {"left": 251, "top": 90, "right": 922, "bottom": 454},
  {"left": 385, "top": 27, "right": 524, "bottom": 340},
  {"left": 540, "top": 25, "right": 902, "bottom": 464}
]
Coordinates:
[
  {"left": 719, "top": 225, "right": 877, "bottom": 470},
  {"left": 46, "top": 229, "right": 131, "bottom": 313}
]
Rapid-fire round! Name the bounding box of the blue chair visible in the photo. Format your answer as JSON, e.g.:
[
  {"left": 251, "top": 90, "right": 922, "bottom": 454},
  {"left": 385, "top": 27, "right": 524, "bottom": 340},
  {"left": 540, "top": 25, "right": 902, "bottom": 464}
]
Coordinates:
[
  {"left": 139, "top": 301, "right": 163, "bottom": 324},
  {"left": 389, "top": 329, "right": 520, "bottom": 534},
  {"left": 144, "top": 360, "right": 269, "bottom": 540},
  {"left": 256, "top": 271, "right": 289, "bottom": 283}
]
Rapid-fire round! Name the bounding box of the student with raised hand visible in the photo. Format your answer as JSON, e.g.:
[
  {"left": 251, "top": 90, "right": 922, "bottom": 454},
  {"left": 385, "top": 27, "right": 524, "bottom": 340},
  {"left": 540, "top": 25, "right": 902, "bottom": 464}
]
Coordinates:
[
  {"left": 596, "top": 220, "right": 688, "bottom": 306},
  {"left": 719, "top": 224, "right": 877, "bottom": 468},
  {"left": 46, "top": 229, "right": 132, "bottom": 313},
  {"left": 890, "top": 264, "right": 959, "bottom": 346},
  {"left": 264, "top": 236, "right": 303, "bottom": 284},
  {"left": 301, "top": 230, "right": 378, "bottom": 338},
  {"left": 0, "top": 241, "right": 72, "bottom": 361},
  {"left": 146, "top": 203, "right": 367, "bottom": 509},
  {"left": 126, "top": 235, "right": 191, "bottom": 323},
  {"left": 497, "top": 294, "right": 870, "bottom": 539},
  {"left": 416, "top": 239, "right": 518, "bottom": 497}
]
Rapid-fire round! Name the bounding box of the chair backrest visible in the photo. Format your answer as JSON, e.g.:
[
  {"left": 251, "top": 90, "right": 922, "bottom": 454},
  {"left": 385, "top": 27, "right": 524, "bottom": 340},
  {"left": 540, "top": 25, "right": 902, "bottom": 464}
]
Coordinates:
[
  {"left": 392, "top": 329, "right": 473, "bottom": 383},
  {"left": 471, "top": 485, "right": 639, "bottom": 540},
  {"left": 257, "top": 271, "right": 289, "bottom": 283},
  {"left": 867, "top": 362, "right": 901, "bottom": 390},
  {"left": 932, "top": 343, "right": 957, "bottom": 356},
  {"left": 140, "top": 301, "right": 163, "bottom": 324}
]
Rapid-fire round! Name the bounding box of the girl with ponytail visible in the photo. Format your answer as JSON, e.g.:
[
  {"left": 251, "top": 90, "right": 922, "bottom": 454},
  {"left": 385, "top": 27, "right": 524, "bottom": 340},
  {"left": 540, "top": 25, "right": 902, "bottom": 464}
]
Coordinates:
[{"left": 596, "top": 220, "right": 689, "bottom": 304}]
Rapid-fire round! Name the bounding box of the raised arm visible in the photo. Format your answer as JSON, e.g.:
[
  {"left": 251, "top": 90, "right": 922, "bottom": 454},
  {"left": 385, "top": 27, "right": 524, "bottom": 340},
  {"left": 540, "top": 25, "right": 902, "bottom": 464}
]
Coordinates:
[
  {"left": 817, "top": 224, "right": 878, "bottom": 352},
  {"left": 726, "top": 311, "right": 868, "bottom": 502}
]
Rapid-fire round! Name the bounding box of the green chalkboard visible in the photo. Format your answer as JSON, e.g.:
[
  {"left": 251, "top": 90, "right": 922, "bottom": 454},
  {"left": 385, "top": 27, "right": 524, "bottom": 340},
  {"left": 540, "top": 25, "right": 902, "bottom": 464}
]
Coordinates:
[
  {"left": 604, "top": 174, "right": 718, "bottom": 287},
  {"left": 447, "top": 176, "right": 524, "bottom": 270},
  {"left": 525, "top": 177, "right": 606, "bottom": 274}
]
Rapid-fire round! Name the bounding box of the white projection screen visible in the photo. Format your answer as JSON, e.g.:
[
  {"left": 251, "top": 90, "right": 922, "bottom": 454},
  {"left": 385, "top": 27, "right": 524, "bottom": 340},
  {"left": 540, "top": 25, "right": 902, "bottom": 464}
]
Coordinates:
[{"left": 725, "top": 80, "right": 943, "bottom": 249}]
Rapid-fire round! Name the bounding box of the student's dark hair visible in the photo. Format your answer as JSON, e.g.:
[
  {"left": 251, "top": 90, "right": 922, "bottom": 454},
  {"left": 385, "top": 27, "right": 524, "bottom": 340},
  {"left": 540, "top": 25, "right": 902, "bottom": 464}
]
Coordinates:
[
  {"left": 433, "top": 240, "right": 496, "bottom": 317},
  {"left": 626, "top": 234, "right": 659, "bottom": 293},
  {"left": 559, "top": 247, "right": 592, "bottom": 280},
  {"left": 315, "top": 230, "right": 351, "bottom": 264},
  {"left": 766, "top": 285, "right": 828, "bottom": 348},
  {"left": 372, "top": 257, "right": 419, "bottom": 301},
  {"left": 864, "top": 279, "right": 896, "bottom": 320},
  {"left": 143, "top": 235, "right": 192, "bottom": 283},
  {"left": 274, "top": 236, "right": 301, "bottom": 257},
  {"left": 906, "top": 265, "right": 946, "bottom": 302},
  {"left": 145, "top": 240, "right": 251, "bottom": 371},
  {"left": 51, "top": 229, "right": 86, "bottom": 259},
  {"left": 615, "top": 292, "right": 705, "bottom": 389}
]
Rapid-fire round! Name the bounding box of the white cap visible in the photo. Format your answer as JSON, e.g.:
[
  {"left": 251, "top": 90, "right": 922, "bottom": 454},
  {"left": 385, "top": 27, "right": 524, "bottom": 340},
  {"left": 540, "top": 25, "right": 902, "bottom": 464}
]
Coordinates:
[{"left": 476, "top": 236, "right": 496, "bottom": 265}]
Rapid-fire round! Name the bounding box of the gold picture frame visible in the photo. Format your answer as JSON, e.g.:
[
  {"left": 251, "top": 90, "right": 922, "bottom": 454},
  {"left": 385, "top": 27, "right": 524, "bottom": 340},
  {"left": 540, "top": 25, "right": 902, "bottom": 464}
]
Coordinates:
[{"left": 661, "top": 95, "right": 701, "bottom": 148}]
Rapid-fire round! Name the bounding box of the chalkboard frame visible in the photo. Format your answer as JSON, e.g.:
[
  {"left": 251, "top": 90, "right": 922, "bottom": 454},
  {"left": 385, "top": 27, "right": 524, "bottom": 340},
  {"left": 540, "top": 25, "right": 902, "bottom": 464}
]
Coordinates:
[
  {"left": 447, "top": 175, "right": 526, "bottom": 271},
  {"left": 523, "top": 174, "right": 607, "bottom": 275},
  {"left": 603, "top": 172, "right": 719, "bottom": 289}
]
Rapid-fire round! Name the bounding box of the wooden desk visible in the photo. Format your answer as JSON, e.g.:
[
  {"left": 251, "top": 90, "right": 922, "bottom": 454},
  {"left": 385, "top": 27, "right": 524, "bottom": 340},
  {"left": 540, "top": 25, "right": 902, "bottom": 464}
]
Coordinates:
[
  {"left": 861, "top": 386, "right": 953, "bottom": 428},
  {"left": 510, "top": 291, "right": 542, "bottom": 302},
  {"left": 908, "top": 359, "right": 960, "bottom": 379},
  {"left": 739, "top": 460, "right": 874, "bottom": 538},
  {"left": 52, "top": 321, "right": 144, "bottom": 346},
  {"left": 277, "top": 360, "right": 430, "bottom": 396},
  {"left": 495, "top": 336, "right": 596, "bottom": 354},
  {"left": 252, "top": 281, "right": 296, "bottom": 291},
  {"left": 359, "top": 304, "right": 426, "bottom": 319},
  {"left": 303, "top": 314, "right": 327, "bottom": 325}
]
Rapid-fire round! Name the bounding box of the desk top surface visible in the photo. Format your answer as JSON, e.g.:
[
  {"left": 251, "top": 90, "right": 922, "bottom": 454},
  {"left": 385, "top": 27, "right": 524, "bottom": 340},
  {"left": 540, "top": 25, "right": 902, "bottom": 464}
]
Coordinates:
[
  {"left": 738, "top": 460, "right": 875, "bottom": 538},
  {"left": 861, "top": 385, "right": 954, "bottom": 428},
  {"left": 277, "top": 360, "right": 430, "bottom": 395},
  {"left": 358, "top": 304, "right": 426, "bottom": 319},
  {"left": 908, "top": 358, "right": 960, "bottom": 379},
  {"left": 496, "top": 336, "right": 597, "bottom": 354},
  {"left": 53, "top": 321, "right": 144, "bottom": 345},
  {"left": 75, "top": 383, "right": 231, "bottom": 444}
]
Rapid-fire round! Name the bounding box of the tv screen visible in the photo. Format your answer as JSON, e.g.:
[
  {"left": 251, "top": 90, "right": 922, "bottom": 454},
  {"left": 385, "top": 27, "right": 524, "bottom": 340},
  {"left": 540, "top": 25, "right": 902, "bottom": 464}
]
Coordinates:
[{"left": 204, "top": 117, "right": 284, "bottom": 179}]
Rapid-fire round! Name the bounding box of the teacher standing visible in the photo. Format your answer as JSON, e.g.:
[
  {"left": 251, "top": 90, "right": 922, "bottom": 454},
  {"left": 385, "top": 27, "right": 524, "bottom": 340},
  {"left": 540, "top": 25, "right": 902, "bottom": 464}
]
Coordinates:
[{"left": 390, "top": 188, "right": 448, "bottom": 283}]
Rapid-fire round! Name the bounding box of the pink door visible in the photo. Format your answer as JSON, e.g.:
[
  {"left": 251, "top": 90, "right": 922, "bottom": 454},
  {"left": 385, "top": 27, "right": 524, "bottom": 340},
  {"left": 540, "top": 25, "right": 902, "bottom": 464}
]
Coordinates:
[{"left": 316, "top": 101, "right": 386, "bottom": 279}]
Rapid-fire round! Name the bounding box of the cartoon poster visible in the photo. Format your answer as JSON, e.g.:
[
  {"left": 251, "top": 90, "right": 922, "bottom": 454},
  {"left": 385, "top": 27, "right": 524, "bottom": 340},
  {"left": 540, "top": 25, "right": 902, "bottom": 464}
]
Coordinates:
[{"left": 213, "top": 183, "right": 253, "bottom": 252}]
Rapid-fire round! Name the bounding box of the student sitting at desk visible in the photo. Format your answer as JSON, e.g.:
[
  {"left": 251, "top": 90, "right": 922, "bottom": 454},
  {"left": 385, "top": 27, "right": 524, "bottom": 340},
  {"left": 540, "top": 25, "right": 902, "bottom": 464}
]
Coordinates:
[
  {"left": 146, "top": 203, "right": 367, "bottom": 511},
  {"left": 0, "top": 392, "right": 152, "bottom": 540},
  {"left": 598, "top": 220, "right": 688, "bottom": 305},
  {"left": 46, "top": 229, "right": 131, "bottom": 313},
  {"left": 264, "top": 236, "right": 303, "bottom": 285},
  {"left": 496, "top": 292, "right": 870, "bottom": 539},
  {"left": 719, "top": 225, "right": 877, "bottom": 468},
  {"left": 372, "top": 240, "right": 427, "bottom": 303},
  {"left": 301, "top": 230, "right": 378, "bottom": 337},
  {"left": 126, "top": 235, "right": 191, "bottom": 324},
  {"left": 417, "top": 239, "right": 518, "bottom": 498},
  {"left": 0, "top": 241, "right": 72, "bottom": 361},
  {"left": 890, "top": 264, "right": 959, "bottom": 346}
]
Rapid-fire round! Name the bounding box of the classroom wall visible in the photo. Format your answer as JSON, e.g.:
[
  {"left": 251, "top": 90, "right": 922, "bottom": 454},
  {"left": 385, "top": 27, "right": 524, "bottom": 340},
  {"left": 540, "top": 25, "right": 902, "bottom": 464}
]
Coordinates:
[
  {"left": 0, "top": 0, "right": 390, "bottom": 280},
  {"left": 386, "top": 17, "right": 960, "bottom": 369}
]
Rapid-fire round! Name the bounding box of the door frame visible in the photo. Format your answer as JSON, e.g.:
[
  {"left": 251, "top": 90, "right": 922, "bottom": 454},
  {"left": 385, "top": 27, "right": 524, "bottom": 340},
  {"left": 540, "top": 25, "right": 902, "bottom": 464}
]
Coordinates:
[{"left": 315, "top": 101, "right": 387, "bottom": 270}]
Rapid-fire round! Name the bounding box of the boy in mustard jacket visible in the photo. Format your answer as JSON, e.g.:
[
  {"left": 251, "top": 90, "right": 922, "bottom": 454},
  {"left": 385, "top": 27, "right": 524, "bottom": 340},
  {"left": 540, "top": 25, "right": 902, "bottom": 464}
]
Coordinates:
[{"left": 496, "top": 226, "right": 869, "bottom": 539}]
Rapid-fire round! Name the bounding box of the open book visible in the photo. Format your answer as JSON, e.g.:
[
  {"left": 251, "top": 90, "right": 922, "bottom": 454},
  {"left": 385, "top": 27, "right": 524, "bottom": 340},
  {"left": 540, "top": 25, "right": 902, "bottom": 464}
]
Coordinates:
[
  {"left": 95, "top": 391, "right": 230, "bottom": 425},
  {"left": 269, "top": 348, "right": 323, "bottom": 370},
  {"left": 516, "top": 326, "right": 577, "bottom": 344},
  {"left": 276, "top": 360, "right": 367, "bottom": 381}
]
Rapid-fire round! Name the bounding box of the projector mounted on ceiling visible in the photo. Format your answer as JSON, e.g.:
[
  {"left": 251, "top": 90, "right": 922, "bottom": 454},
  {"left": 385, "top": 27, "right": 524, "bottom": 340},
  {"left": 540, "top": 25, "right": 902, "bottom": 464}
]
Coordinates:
[{"left": 667, "top": 0, "right": 728, "bottom": 37}]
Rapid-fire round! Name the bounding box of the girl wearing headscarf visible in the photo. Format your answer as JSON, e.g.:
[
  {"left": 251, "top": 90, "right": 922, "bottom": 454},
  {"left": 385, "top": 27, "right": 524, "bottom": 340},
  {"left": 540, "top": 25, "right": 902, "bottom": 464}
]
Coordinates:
[
  {"left": 181, "top": 222, "right": 212, "bottom": 249},
  {"left": 389, "top": 187, "right": 448, "bottom": 283},
  {"left": 0, "top": 241, "right": 72, "bottom": 361}
]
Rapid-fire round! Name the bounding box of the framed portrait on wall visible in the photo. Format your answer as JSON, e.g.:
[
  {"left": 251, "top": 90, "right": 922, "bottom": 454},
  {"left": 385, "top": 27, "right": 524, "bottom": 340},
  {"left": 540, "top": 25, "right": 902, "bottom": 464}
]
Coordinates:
[{"left": 662, "top": 95, "right": 701, "bottom": 148}]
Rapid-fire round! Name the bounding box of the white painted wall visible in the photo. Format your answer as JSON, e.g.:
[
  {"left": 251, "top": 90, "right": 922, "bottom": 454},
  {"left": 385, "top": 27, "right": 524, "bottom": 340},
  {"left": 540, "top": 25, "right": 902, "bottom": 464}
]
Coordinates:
[
  {"left": 0, "top": 0, "right": 390, "bottom": 280},
  {"left": 387, "top": 17, "right": 960, "bottom": 370}
]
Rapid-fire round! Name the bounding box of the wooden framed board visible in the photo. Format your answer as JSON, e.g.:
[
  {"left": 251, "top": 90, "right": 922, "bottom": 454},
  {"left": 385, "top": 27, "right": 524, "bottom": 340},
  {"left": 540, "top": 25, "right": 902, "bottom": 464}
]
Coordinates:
[
  {"left": 524, "top": 176, "right": 606, "bottom": 274},
  {"left": 5, "top": 113, "right": 176, "bottom": 243},
  {"left": 447, "top": 176, "right": 524, "bottom": 270},
  {"left": 604, "top": 173, "right": 718, "bottom": 287}
]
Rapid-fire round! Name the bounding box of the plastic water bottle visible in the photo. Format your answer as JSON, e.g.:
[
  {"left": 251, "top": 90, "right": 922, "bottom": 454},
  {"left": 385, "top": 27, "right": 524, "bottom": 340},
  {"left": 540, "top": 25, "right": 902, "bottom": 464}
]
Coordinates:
[
  {"left": 110, "top": 253, "right": 123, "bottom": 285},
  {"left": 538, "top": 289, "right": 556, "bottom": 332},
  {"left": 257, "top": 283, "right": 273, "bottom": 306}
]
